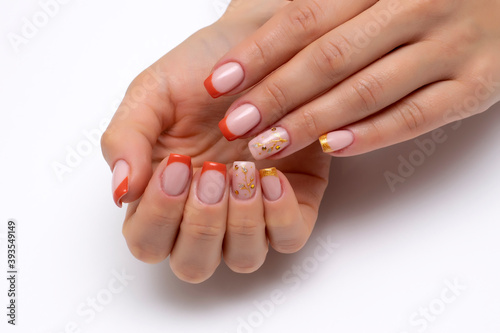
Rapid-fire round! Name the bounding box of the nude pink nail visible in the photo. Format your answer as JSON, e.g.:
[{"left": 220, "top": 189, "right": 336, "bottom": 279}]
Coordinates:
[
  {"left": 248, "top": 127, "right": 290, "bottom": 160},
  {"left": 161, "top": 154, "right": 191, "bottom": 196},
  {"left": 319, "top": 130, "right": 354, "bottom": 153},
  {"left": 259, "top": 167, "right": 282, "bottom": 201},
  {"left": 219, "top": 104, "right": 261, "bottom": 141},
  {"left": 232, "top": 162, "right": 256, "bottom": 200},
  {"left": 197, "top": 162, "right": 226, "bottom": 205},
  {"left": 204, "top": 62, "right": 244, "bottom": 98}
]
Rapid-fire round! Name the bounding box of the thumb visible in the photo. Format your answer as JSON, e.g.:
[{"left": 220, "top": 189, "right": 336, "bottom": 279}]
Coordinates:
[{"left": 101, "top": 63, "right": 173, "bottom": 207}]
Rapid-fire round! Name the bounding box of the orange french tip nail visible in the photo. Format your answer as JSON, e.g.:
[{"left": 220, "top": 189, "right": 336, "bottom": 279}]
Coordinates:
[
  {"left": 201, "top": 161, "right": 226, "bottom": 176},
  {"left": 113, "top": 177, "right": 128, "bottom": 208},
  {"left": 218, "top": 118, "right": 238, "bottom": 141},
  {"left": 167, "top": 154, "right": 191, "bottom": 167},
  {"left": 204, "top": 74, "right": 223, "bottom": 98}
]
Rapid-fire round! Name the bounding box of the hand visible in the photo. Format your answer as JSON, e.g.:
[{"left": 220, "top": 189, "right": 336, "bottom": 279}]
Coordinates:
[
  {"left": 205, "top": 0, "right": 500, "bottom": 159},
  {"left": 101, "top": 0, "right": 331, "bottom": 283}
]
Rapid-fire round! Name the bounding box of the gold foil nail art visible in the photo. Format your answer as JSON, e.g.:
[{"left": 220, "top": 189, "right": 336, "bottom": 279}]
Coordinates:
[
  {"left": 259, "top": 167, "right": 278, "bottom": 178},
  {"left": 253, "top": 132, "right": 288, "bottom": 155},
  {"left": 319, "top": 134, "right": 333, "bottom": 153},
  {"left": 237, "top": 164, "right": 255, "bottom": 195}
]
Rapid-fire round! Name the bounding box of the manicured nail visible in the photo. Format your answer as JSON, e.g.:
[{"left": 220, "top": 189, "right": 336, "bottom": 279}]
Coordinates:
[
  {"left": 204, "top": 62, "right": 244, "bottom": 98},
  {"left": 259, "top": 168, "right": 282, "bottom": 201},
  {"left": 219, "top": 104, "right": 261, "bottom": 141},
  {"left": 197, "top": 162, "right": 227, "bottom": 205},
  {"left": 248, "top": 127, "right": 290, "bottom": 160},
  {"left": 232, "top": 162, "right": 256, "bottom": 200},
  {"left": 161, "top": 154, "right": 191, "bottom": 196},
  {"left": 319, "top": 130, "right": 354, "bottom": 153},
  {"left": 112, "top": 160, "right": 130, "bottom": 208}
]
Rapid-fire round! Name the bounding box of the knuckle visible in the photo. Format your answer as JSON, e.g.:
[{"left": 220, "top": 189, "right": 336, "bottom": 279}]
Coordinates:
[
  {"left": 268, "top": 220, "right": 307, "bottom": 254},
  {"left": 364, "top": 118, "right": 386, "bottom": 147},
  {"left": 350, "top": 74, "right": 384, "bottom": 115},
  {"left": 227, "top": 217, "right": 263, "bottom": 238},
  {"left": 393, "top": 99, "right": 427, "bottom": 133},
  {"left": 408, "top": 0, "right": 458, "bottom": 19},
  {"left": 287, "top": 0, "right": 323, "bottom": 36},
  {"left": 263, "top": 80, "right": 289, "bottom": 120},
  {"left": 181, "top": 220, "right": 225, "bottom": 241},
  {"left": 249, "top": 38, "right": 269, "bottom": 66},
  {"left": 272, "top": 236, "right": 307, "bottom": 254},
  {"left": 301, "top": 108, "right": 321, "bottom": 140},
  {"left": 139, "top": 206, "right": 182, "bottom": 231},
  {"left": 312, "top": 36, "right": 352, "bottom": 81}
]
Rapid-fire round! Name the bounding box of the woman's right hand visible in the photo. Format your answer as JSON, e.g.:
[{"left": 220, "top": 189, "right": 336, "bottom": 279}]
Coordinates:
[{"left": 101, "top": 0, "right": 332, "bottom": 283}]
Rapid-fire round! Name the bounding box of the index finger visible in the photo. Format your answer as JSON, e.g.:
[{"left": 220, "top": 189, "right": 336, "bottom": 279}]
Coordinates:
[{"left": 204, "top": 0, "right": 376, "bottom": 98}]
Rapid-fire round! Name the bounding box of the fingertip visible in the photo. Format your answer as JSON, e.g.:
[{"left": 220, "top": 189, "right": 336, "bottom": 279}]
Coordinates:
[
  {"left": 112, "top": 160, "right": 130, "bottom": 208},
  {"left": 218, "top": 117, "right": 238, "bottom": 141},
  {"left": 204, "top": 73, "right": 223, "bottom": 98}
]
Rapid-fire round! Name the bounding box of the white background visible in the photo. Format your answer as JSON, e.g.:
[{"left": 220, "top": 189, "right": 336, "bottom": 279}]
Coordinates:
[{"left": 1, "top": 1, "right": 499, "bottom": 332}]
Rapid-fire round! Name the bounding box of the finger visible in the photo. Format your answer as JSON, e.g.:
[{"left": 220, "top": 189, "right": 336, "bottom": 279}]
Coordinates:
[
  {"left": 204, "top": 0, "right": 377, "bottom": 98},
  {"left": 217, "top": 0, "right": 429, "bottom": 142},
  {"left": 320, "top": 79, "right": 494, "bottom": 156},
  {"left": 247, "top": 40, "right": 454, "bottom": 160},
  {"left": 122, "top": 154, "right": 192, "bottom": 264},
  {"left": 169, "top": 162, "right": 229, "bottom": 284},
  {"left": 101, "top": 64, "right": 173, "bottom": 207},
  {"left": 223, "top": 162, "right": 268, "bottom": 273},
  {"left": 259, "top": 168, "right": 312, "bottom": 254}
]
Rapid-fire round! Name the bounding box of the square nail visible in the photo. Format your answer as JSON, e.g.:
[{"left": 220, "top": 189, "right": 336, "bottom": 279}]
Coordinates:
[
  {"left": 219, "top": 104, "right": 261, "bottom": 141},
  {"left": 197, "top": 162, "right": 227, "bottom": 205},
  {"left": 232, "top": 162, "right": 256, "bottom": 200},
  {"left": 259, "top": 167, "right": 282, "bottom": 201},
  {"left": 248, "top": 127, "right": 290, "bottom": 160},
  {"left": 161, "top": 154, "right": 191, "bottom": 196},
  {"left": 204, "top": 62, "right": 244, "bottom": 98}
]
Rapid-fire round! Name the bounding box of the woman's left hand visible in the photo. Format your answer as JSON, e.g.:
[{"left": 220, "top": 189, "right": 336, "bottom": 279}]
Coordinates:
[{"left": 205, "top": 0, "right": 500, "bottom": 159}]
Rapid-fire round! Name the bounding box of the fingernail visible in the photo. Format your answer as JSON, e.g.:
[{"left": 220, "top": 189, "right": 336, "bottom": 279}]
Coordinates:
[
  {"left": 161, "top": 154, "right": 191, "bottom": 196},
  {"left": 232, "top": 162, "right": 256, "bottom": 200},
  {"left": 319, "top": 130, "right": 354, "bottom": 153},
  {"left": 204, "top": 62, "right": 244, "bottom": 98},
  {"left": 248, "top": 127, "right": 290, "bottom": 160},
  {"left": 197, "top": 162, "right": 227, "bottom": 205},
  {"left": 219, "top": 104, "right": 261, "bottom": 141},
  {"left": 112, "top": 160, "right": 130, "bottom": 208},
  {"left": 259, "top": 167, "right": 282, "bottom": 201}
]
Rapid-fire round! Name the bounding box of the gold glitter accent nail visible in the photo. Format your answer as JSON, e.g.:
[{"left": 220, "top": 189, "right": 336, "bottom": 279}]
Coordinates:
[
  {"left": 253, "top": 131, "right": 288, "bottom": 154},
  {"left": 235, "top": 163, "right": 255, "bottom": 196},
  {"left": 259, "top": 167, "right": 278, "bottom": 178},
  {"left": 319, "top": 134, "right": 333, "bottom": 153}
]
